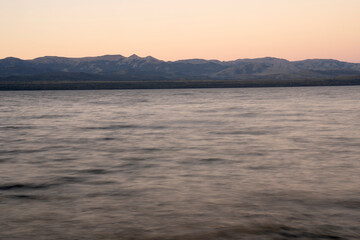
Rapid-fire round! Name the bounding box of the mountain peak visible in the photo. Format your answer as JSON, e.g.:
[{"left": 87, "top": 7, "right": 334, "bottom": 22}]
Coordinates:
[
  {"left": 144, "top": 56, "right": 162, "bottom": 63},
  {"left": 89, "top": 55, "right": 125, "bottom": 61},
  {"left": 234, "top": 57, "right": 289, "bottom": 63},
  {"left": 31, "top": 56, "right": 71, "bottom": 64},
  {"left": 145, "top": 56, "right": 156, "bottom": 60},
  {"left": 128, "top": 54, "right": 141, "bottom": 59},
  {"left": 296, "top": 58, "right": 341, "bottom": 63},
  {"left": 1, "top": 57, "right": 23, "bottom": 63}
]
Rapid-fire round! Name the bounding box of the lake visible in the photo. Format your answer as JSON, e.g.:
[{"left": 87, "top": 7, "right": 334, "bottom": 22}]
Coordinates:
[{"left": 1, "top": 86, "right": 360, "bottom": 239}]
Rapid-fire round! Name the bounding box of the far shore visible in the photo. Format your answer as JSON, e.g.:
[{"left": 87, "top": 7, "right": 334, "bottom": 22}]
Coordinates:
[{"left": 1, "top": 78, "right": 360, "bottom": 91}]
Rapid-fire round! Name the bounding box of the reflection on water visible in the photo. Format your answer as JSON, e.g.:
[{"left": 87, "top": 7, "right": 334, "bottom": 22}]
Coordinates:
[{"left": 0, "top": 86, "right": 360, "bottom": 239}]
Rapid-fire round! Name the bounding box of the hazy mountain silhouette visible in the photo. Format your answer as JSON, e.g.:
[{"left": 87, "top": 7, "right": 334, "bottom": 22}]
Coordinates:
[{"left": 1, "top": 55, "right": 360, "bottom": 81}]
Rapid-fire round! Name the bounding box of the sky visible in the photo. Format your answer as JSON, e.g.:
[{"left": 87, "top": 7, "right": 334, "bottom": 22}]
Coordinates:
[{"left": 1, "top": 0, "right": 360, "bottom": 62}]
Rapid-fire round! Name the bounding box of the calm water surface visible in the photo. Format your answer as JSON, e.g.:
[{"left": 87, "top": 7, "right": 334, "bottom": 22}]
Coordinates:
[{"left": 0, "top": 86, "right": 360, "bottom": 240}]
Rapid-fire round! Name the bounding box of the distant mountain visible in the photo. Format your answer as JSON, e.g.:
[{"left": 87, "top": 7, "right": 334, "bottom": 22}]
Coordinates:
[{"left": 1, "top": 55, "right": 360, "bottom": 81}]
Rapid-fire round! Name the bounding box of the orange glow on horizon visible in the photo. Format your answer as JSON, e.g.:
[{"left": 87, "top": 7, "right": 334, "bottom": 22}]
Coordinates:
[{"left": 1, "top": 0, "right": 359, "bottom": 63}]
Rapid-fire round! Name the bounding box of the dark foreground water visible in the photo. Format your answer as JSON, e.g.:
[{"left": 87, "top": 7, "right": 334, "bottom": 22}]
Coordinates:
[{"left": 1, "top": 86, "right": 360, "bottom": 240}]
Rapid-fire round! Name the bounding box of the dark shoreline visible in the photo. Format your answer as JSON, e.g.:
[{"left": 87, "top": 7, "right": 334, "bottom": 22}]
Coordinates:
[{"left": 1, "top": 78, "right": 360, "bottom": 91}]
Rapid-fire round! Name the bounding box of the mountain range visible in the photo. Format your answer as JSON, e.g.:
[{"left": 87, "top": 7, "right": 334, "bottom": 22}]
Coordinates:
[{"left": 1, "top": 55, "right": 360, "bottom": 82}]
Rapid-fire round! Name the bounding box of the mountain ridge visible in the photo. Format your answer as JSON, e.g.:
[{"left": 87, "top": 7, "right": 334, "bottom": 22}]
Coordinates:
[{"left": 1, "top": 55, "right": 360, "bottom": 81}]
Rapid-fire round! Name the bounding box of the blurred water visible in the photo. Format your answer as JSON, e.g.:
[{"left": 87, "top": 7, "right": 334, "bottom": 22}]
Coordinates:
[{"left": 0, "top": 86, "right": 360, "bottom": 240}]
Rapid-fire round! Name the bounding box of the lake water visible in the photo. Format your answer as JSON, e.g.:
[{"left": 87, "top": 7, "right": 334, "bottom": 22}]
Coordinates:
[{"left": 0, "top": 86, "right": 360, "bottom": 240}]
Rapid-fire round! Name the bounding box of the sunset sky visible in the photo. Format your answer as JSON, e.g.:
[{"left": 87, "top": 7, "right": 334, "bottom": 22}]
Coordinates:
[{"left": 1, "top": 0, "right": 360, "bottom": 62}]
